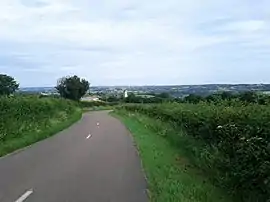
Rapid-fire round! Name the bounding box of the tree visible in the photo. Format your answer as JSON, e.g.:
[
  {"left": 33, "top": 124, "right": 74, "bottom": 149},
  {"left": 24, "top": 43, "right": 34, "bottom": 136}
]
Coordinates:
[
  {"left": 107, "top": 95, "right": 121, "bottom": 102},
  {"left": 239, "top": 91, "right": 257, "bottom": 103},
  {"left": 56, "top": 75, "right": 90, "bottom": 101},
  {"left": 220, "top": 91, "right": 234, "bottom": 100},
  {"left": 184, "top": 94, "right": 204, "bottom": 104},
  {"left": 0, "top": 74, "right": 19, "bottom": 96},
  {"left": 157, "top": 92, "right": 171, "bottom": 99},
  {"left": 124, "top": 93, "right": 140, "bottom": 103}
]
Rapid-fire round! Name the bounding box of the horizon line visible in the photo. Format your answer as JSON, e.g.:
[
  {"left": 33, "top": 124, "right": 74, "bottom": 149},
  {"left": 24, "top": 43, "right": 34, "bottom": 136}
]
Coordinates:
[{"left": 20, "top": 83, "right": 270, "bottom": 88}]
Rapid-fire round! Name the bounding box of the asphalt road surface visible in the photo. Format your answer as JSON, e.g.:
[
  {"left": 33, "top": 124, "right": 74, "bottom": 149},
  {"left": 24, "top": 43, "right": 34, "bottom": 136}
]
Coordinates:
[{"left": 0, "top": 111, "right": 148, "bottom": 202}]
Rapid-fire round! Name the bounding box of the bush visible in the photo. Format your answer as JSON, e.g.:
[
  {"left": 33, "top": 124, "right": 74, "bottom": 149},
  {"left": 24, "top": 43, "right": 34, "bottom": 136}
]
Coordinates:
[
  {"left": 120, "top": 102, "right": 270, "bottom": 201},
  {"left": 0, "top": 96, "right": 79, "bottom": 143}
]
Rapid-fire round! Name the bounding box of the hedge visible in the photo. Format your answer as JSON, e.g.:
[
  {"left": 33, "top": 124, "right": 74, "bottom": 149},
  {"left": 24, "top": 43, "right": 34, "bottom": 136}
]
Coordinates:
[{"left": 120, "top": 102, "right": 270, "bottom": 201}]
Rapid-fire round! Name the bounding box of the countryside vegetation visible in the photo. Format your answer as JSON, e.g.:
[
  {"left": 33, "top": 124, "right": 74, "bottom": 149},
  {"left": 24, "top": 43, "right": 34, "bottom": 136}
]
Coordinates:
[
  {"left": 0, "top": 96, "right": 81, "bottom": 156},
  {"left": 114, "top": 94, "right": 270, "bottom": 201},
  {"left": 1, "top": 73, "right": 270, "bottom": 201},
  {"left": 0, "top": 74, "right": 90, "bottom": 156}
]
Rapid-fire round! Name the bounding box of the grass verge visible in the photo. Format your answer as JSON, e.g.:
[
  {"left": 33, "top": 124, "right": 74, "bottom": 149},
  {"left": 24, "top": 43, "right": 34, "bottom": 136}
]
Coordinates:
[
  {"left": 112, "top": 110, "right": 232, "bottom": 202},
  {"left": 0, "top": 108, "right": 82, "bottom": 157}
]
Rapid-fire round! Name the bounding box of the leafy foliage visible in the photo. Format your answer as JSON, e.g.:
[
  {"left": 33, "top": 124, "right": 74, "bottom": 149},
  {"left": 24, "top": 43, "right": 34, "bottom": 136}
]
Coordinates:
[
  {"left": 56, "top": 75, "right": 90, "bottom": 101},
  {"left": 184, "top": 94, "right": 204, "bottom": 104},
  {"left": 182, "top": 91, "right": 270, "bottom": 105},
  {"left": 0, "top": 96, "right": 79, "bottom": 142},
  {"left": 120, "top": 102, "right": 270, "bottom": 201},
  {"left": 0, "top": 74, "right": 19, "bottom": 96},
  {"left": 124, "top": 94, "right": 163, "bottom": 103},
  {"left": 114, "top": 111, "right": 232, "bottom": 202},
  {"left": 157, "top": 92, "right": 171, "bottom": 99}
]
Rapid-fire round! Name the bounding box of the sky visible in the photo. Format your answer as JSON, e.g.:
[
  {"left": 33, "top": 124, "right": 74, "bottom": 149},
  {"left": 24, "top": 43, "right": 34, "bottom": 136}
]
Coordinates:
[{"left": 0, "top": 0, "right": 270, "bottom": 87}]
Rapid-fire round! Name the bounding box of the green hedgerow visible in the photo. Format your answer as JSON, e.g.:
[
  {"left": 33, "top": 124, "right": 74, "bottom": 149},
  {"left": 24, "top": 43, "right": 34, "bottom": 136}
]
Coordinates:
[{"left": 119, "top": 102, "right": 270, "bottom": 201}]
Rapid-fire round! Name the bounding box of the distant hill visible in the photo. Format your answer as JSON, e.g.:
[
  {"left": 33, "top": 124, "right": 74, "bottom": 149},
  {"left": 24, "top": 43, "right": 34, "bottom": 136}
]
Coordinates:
[
  {"left": 20, "top": 84, "right": 270, "bottom": 97},
  {"left": 20, "top": 87, "right": 56, "bottom": 93}
]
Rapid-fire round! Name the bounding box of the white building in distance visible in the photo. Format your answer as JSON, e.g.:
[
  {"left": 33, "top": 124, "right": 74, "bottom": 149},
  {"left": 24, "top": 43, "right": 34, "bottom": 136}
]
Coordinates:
[{"left": 123, "top": 90, "right": 128, "bottom": 98}]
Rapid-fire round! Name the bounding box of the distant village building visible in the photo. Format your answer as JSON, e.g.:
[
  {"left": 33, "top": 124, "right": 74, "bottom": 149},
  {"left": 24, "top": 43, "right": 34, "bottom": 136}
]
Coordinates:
[
  {"left": 81, "top": 96, "right": 100, "bottom": 102},
  {"left": 123, "top": 90, "right": 128, "bottom": 98},
  {"left": 40, "top": 92, "right": 60, "bottom": 96}
]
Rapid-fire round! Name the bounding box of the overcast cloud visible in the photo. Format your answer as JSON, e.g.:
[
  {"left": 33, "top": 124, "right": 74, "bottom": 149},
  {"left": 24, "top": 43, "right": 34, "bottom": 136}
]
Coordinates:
[{"left": 0, "top": 0, "right": 269, "bottom": 86}]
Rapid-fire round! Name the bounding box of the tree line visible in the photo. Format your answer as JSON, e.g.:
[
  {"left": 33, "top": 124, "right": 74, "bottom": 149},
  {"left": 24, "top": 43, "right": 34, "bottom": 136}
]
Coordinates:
[
  {"left": 1, "top": 73, "right": 269, "bottom": 105},
  {"left": 182, "top": 91, "right": 270, "bottom": 105},
  {"left": 101, "top": 90, "right": 270, "bottom": 105},
  {"left": 0, "top": 74, "right": 90, "bottom": 101}
]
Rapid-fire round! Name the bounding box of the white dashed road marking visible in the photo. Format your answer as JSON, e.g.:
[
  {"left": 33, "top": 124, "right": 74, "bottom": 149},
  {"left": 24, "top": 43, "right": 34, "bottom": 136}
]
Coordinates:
[
  {"left": 15, "top": 190, "right": 33, "bottom": 202},
  {"left": 86, "top": 134, "right": 92, "bottom": 139}
]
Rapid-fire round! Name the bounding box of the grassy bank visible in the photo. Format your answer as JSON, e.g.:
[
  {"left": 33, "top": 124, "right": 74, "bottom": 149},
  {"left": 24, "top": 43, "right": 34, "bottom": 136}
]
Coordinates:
[
  {"left": 113, "top": 110, "right": 232, "bottom": 202},
  {"left": 119, "top": 102, "right": 270, "bottom": 201},
  {"left": 0, "top": 96, "right": 82, "bottom": 156}
]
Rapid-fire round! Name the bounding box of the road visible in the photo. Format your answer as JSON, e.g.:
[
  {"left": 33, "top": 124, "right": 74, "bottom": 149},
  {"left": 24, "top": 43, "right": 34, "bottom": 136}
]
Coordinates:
[{"left": 0, "top": 111, "right": 148, "bottom": 202}]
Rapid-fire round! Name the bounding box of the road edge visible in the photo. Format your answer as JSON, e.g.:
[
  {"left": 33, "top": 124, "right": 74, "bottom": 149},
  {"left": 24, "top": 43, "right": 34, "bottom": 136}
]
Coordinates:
[
  {"left": 0, "top": 109, "right": 83, "bottom": 159},
  {"left": 109, "top": 111, "right": 151, "bottom": 200}
]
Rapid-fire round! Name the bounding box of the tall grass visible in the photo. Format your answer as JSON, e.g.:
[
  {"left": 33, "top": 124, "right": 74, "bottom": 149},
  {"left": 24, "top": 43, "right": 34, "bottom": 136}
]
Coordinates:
[
  {"left": 0, "top": 96, "right": 81, "bottom": 156},
  {"left": 120, "top": 102, "right": 270, "bottom": 201},
  {"left": 114, "top": 110, "right": 232, "bottom": 202}
]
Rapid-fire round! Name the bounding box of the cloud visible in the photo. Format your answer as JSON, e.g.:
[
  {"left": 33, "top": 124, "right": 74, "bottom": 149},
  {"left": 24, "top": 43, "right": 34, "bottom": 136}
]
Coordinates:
[
  {"left": 21, "top": 0, "right": 49, "bottom": 8},
  {"left": 0, "top": 0, "right": 270, "bottom": 86},
  {"left": 220, "top": 20, "right": 266, "bottom": 33}
]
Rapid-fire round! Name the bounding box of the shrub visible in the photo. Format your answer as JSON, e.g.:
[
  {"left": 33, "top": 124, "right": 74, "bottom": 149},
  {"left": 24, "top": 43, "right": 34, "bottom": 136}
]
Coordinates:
[
  {"left": 0, "top": 96, "right": 79, "bottom": 143},
  {"left": 120, "top": 102, "right": 270, "bottom": 201}
]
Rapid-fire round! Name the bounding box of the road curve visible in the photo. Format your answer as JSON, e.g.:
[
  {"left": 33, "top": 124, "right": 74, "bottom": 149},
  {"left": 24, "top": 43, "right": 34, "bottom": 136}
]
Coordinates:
[{"left": 0, "top": 111, "right": 148, "bottom": 202}]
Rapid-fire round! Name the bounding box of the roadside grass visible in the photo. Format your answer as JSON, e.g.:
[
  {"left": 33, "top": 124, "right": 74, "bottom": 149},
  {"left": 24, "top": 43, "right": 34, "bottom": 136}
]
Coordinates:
[
  {"left": 112, "top": 110, "right": 232, "bottom": 202},
  {"left": 0, "top": 108, "right": 82, "bottom": 157}
]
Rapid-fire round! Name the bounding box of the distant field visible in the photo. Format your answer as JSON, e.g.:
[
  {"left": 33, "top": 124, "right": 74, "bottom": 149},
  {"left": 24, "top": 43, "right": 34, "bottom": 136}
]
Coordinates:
[{"left": 20, "top": 84, "right": 270, "bottom": 98}]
